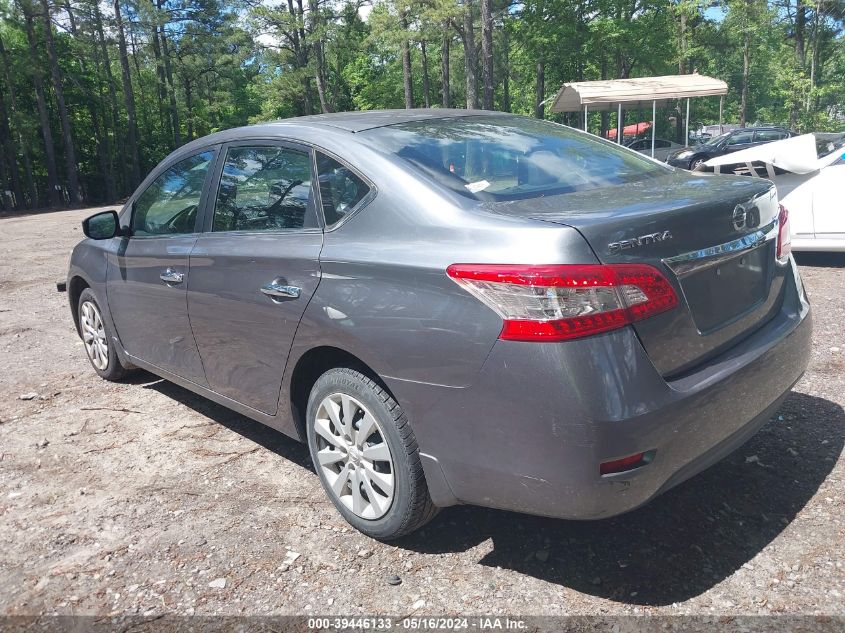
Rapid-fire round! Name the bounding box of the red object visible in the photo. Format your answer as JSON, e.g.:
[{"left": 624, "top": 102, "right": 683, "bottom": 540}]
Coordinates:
[
  {"left": 605, "top": 121, "right": 652, "bottom": 139},
  {"left": 446, "top": 263, "right": 679, "bottom": 342},
  {"left": 600, "top": 452, "right": 647, "bottom": 475},
  {"left": 777, "top": 204, "right": 792, "bottom": 262}
]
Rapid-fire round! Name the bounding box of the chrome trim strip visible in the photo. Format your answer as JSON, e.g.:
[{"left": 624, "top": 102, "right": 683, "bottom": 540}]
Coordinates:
[{"left": 662, "top": 218, "right": 778, "bottom": 276}]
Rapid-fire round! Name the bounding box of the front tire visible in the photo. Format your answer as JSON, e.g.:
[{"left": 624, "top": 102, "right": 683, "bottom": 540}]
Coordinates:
[
  {"left": 77, "top": 288, "right": 131, "bottom": 382},
  {"left": 690, "top": 158, "right": 705, "bottom": 170},
  {"left": 306, "top": 367, "right": 438, "bottom": 540}
]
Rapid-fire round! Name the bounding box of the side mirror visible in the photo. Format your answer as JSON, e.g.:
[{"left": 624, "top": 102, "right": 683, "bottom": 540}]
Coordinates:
[{"left": 82, "top": 210, "right": 123, "bottom": 240}]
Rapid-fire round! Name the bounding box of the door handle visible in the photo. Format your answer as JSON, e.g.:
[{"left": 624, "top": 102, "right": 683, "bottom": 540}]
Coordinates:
[
  {"left": 160, "top": 268, "right": 184, "bottom": 284},
  {"left": 260, "top": 280, "right": 301, "bottom": 300}
]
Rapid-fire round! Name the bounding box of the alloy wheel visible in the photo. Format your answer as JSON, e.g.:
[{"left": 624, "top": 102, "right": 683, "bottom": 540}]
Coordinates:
[
  {"left": 80, "top": 300, "right": 109, "bottom": 371},
  {"left": 313, "top": 392, "right": 395, "bottom": 520}
]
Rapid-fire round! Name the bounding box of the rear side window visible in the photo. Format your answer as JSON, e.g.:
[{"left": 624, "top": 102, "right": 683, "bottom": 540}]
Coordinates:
[
  {"left": 213, "top": 145, "right": 316, "bottom": 232},
  {"left": 363, "top": 115, "right": 667, "bottom": 201},
  {"left": 132, "top": 151, "right": 214, "bottom": 236},
  {"left": 316, "top": 153, "right": 371, "bottom": 227},
  {"left": 755, "top": 130, "right": 787, "bottom": 142}
]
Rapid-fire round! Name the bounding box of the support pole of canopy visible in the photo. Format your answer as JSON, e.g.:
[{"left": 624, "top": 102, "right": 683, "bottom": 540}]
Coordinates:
[
  {"left": 584, "top": 104, "right": 588, "bottom": 132},
  {"left": 651, "top": 100, "right": 656, "bottom": 158},
  {"left": 719, "top": 96, "right": 724, "bottom": 134},
  {"left": 685, "top": 98, "right": 690, "bottom": 147},
  {"left": 617, "top": 103, "right": 622, "bottom": 144}
]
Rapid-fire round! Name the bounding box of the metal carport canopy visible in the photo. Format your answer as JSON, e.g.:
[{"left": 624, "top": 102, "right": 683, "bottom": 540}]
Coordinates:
[{"left": 549, "top": 74, "right": 727, "bottom": 112}]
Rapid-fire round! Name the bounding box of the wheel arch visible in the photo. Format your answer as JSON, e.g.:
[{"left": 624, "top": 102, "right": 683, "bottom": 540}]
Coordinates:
[
  {"left": 68, "top": 274, "right": 91, "bottom": 336},
  {"left": 288, "top": 345, "right": 399, "bottom": 443}
]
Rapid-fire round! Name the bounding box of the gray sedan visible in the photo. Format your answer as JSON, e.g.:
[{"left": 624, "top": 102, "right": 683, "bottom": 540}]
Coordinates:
[{"left": 67, "top": 110, "right": 812, "bottom": 540}]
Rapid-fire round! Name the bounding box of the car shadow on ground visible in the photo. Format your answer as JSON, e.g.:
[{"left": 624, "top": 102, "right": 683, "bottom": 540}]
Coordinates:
[
  {"left": 397, "top": 392, "right": 844, "bottom": 606},
  {"left": 140, "top": 375, "right": 313, "bottom": 471},
  {"left": 794, "top": 252, "right": 845, "bottom": 268},
  {"left": 135, "top": 377, "right": 842, "bottom": 607}
]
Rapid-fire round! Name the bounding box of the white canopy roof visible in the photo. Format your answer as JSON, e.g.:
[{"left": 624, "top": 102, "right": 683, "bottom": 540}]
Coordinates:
[{"left": 550, "top": 74, "right": 728, "bottom": 113}]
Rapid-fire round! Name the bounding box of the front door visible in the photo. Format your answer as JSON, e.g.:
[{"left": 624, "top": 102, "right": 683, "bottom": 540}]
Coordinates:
[
  {"left": 722, "top": 130, "right": 755, "bottom": 155},
  {"left": 187, "top": 142, "right": 323, "bottom": 414},
  {"left": 107, "top": 149, "right": 217, "bottom": 385}
]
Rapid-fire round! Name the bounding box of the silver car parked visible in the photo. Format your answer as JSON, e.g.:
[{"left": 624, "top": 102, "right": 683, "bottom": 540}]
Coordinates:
[{"left": 67, "top": 110, "right": 812, "bottom": 539}]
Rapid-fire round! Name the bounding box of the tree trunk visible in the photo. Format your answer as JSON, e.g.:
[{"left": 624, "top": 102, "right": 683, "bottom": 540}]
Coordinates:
[
  {"left": 795, "top": 0, "right": 806, "bottom": 68},
  {"left": 740, "top": 14, "right": 750, "bottom": 127},
  {"left": 441, "top": 28, "right": 450, "bottom": 108},
  {"left": 501, "top": 25, "right": 510, "bottom": 112},
  {"left": 480, "top": 0, "right": 494, "bottom": 109},
  {"left": 421, "top": 40, "right": 431, "bottom": 108},
  {"left": 65, "top": 0, "right": 116, "bottom": 203},
  {"left": 114, "top": 0, "right": 142, "bottom": 188},
  {"left": 0, "top": 38, "right": 31, "bottom": 208},
  {"left": 94, "top": 1, "right": 127, "bottom": 196},
  {"left": 149, "top": 20, "right": 170, "bottom": 145},
  {"left": 184, "top": 76, "right": 194, "bottom": 141},
  {"left": 308, "top": 0, "right": 333, "bottom": 113},
  {"left": 23, "top": 7, "right": 61, "bottom": 207},
  {"left": 40, "top": 0, "right": 81, "bottom": 204},
  {"left": 400, "top": 14, "right": 414, "bottom": 109},
  {"left": 534, "top": 59, "right": 545, "bottom": 119},
  {"left": 293, "top": 0, "right": 315, "bottom": 114},
  {"left": 677, "top": 8, "right": 687, "bottom": 74},
  {"left": 462, "top": 1, "right": 478, "bottom": 109},
  {"left": 159, "top": 26, "right": 181, "bottom": 147},
  {"left": 128, "top": 22, "right": 152, "bottom": 148},
  {"left": 0, "top": 91, "right": 24, "bottom": 210},
  {"left": 809, "top": 4, "right": 820, "bottom": 111}
]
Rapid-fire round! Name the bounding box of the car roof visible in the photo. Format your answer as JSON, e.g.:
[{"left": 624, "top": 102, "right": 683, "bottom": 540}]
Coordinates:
[
  {"left": 171, "top": 108, "right": 508, "bottom": 159},
  {"left": 731, "top": 126, "right": 789, "bottom": 132},
  {"left": 280, "top": 108, "right": 506, "bottom": 133}
]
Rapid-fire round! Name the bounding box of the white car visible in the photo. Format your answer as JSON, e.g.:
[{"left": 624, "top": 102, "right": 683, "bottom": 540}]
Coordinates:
[
  {"left": 626, "top": 137, "right": 684, "bottom": 162},
  {"left": 703, "top": 133, "right": 845, "bottom": 252}
]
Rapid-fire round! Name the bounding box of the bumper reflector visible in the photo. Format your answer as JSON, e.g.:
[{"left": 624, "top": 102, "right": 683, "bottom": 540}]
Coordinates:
[{"left": 600, "top": 451, "right": 655, "bottom": 475}]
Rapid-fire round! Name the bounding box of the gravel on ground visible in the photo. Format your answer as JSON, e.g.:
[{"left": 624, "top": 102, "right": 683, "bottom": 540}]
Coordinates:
[{"left": 1, "top": 207, "right": 843, "bottom": 618}]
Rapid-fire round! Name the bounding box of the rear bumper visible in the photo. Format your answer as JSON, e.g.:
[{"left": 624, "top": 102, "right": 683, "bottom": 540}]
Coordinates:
[{"left": 392, "top": 261, "right": 812, "bottom": 519}]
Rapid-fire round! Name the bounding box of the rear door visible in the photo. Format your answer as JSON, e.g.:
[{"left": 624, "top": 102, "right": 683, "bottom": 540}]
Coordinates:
[
  {"left": 813, "top": 160, "right": 845, "bottom": 238},
  {"left": 107, "top": 149, "right": 217, "bottom": 384},
  {"left": 187, "top": 141, "right": 323, "bottom": 415}
]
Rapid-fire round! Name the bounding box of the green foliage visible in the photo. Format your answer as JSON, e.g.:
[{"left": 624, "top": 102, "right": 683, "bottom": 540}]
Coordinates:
[{"left": 0, "top": 0, "right": 842, "bottom": 210}]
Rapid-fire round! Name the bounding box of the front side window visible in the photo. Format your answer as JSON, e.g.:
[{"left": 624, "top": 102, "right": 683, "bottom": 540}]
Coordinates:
[
  {"left": 316, "top": 152, "right": 371, "bottom": 227},
  {"left": 132, "top": 151, "right": 214, "bottom": 235},
  {"left": 363, "top": 115, "right": 667, "bottom": 201},
  {"left": 213, "top": 146, "right": 315, "bottom": 232}
]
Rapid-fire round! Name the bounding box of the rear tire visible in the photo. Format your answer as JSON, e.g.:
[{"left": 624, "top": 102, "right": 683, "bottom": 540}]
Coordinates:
[
  {"left": 306, "top": 367, "right": 438, "bottom": 540},
  {"left": 77, "top": 288, "right": 132, "bottom": 382}
]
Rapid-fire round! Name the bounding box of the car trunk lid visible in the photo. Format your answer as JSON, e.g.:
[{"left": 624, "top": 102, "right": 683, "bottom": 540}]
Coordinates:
[{"left": 483, "top": 173, "right": 784, "bottom": 376}]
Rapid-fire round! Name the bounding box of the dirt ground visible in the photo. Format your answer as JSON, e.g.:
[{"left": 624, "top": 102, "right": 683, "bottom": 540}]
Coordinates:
[{"left": 1, "top": 206, "right": 844, "bottom": 619}]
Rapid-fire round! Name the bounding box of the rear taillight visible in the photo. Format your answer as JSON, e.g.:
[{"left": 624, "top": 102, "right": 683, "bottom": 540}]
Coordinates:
[
  {"left": 777, "top": 204, "right": 791, "bottom": 263},
  {"left": 446, "top": 263, "right": 679, "bottom": 342}
]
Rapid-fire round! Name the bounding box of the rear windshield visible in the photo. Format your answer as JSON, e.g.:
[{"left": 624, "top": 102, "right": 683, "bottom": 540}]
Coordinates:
[{"left": 363, "top": 115, "right": 669, "bottom": 201}]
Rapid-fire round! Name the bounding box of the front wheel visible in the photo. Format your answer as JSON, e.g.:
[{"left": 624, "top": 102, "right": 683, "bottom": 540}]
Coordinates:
[
  {"left": 306, "top": 367, "right": 438, "bottom": 540},
  {"left": 690, "top": 158, "right": 705, "bottom": 170},
  {"left": 77, "top": 288, "right": 132, "bottom": 381}
]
